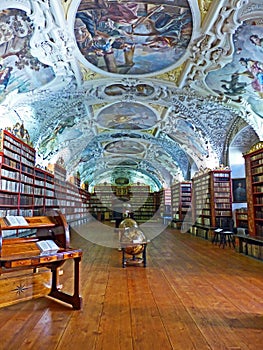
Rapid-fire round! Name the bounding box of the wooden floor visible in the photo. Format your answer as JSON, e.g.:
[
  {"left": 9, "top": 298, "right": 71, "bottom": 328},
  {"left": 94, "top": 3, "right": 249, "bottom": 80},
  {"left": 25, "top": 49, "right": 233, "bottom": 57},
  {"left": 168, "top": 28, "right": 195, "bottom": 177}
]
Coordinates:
[{"left": 0, "top": 224, "right": 262, "bottom": 350}]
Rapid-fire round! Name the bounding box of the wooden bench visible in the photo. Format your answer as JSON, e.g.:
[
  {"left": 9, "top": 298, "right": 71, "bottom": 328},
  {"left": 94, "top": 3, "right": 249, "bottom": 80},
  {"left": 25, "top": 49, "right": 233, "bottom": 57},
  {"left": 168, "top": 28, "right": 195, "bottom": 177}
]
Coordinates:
[{"left": 0, "top": 211, "right": 82, "bottom": 309}]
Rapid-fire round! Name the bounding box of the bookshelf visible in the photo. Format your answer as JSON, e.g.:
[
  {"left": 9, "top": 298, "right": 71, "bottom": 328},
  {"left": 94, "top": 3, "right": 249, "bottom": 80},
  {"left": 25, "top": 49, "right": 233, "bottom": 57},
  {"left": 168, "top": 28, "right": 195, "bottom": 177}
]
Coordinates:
[
  {"left": 191, "top": 169, "right": 232, "bottom": 239},
  {"left": 171, "top": 182, "right": 192, "bottom": 228},
  {"left": 235, "top": 208, "right": 248, "bottom": 229},
  {"left": 0, "top": 129, "right": 35, "bottom": 218},
  {"left": 34, "top": 167, "right": 56, "bottom": 215},
  {"left": 89, "top": 184, "right": 157, "bottom": 223},
  {"left": 0, "top": 128, "right": 91, "bottom": 231},
  {"left": 47, "top": 163, "right": 90, "bottom": 226},
  {"left": 243, "top": 142, "right": 263, "bottom": 237},
  {"left": 129, "top": 185, "right": 155, "bottom": 222}
]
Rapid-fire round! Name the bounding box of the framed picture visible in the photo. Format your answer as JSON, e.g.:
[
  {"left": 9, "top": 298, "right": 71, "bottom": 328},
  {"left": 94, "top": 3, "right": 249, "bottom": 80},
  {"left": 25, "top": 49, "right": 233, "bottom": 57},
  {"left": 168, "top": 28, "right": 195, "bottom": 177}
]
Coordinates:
[{"left": 232, "top": 178, "right": 247, "bottom": 203}]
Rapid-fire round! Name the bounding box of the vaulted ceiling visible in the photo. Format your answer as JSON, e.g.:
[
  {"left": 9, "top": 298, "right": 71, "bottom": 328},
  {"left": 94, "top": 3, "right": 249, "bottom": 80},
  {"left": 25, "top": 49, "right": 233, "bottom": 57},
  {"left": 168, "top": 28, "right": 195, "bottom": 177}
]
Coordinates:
[{"left": 0, "top": 0, "right": 262, "bottom": 191}]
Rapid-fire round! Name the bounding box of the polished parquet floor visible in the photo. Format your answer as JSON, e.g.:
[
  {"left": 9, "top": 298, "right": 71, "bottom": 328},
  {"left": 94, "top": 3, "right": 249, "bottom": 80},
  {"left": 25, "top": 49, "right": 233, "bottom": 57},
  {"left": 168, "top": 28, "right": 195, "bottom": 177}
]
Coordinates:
[{"left": 0, "top": 222, "right": 262, "bottom": 350}]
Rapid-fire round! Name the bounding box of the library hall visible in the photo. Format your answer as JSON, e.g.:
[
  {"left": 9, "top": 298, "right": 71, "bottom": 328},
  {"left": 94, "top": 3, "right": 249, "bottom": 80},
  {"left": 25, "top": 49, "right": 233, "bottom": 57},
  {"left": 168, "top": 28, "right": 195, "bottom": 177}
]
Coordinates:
[{"left": 0, "top": 1, "right": 263, "bottom": 349}]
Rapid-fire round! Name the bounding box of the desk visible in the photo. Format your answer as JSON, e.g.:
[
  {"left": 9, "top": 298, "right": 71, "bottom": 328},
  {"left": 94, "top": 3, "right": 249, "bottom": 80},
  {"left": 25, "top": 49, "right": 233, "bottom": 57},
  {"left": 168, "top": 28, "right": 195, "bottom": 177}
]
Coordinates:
[{"left": 0, "top": 212, "right": 82, "bottom": 309}]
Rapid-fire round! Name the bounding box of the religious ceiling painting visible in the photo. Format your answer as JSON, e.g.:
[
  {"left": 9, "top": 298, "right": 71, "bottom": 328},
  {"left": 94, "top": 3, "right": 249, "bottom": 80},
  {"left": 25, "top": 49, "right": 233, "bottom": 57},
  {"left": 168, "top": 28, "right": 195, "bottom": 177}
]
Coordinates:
[
  {"left": 96, "top": 101, "right": 158, "bottom": 129},
  {"left": 104, "top": 82, "right": 155, "bottom": 97},
  {"left": 205, "top": 18, "right": 263, "bottom": 118},
  {"left": 104, "top": 139, "right": 145, "bottom": 154},
  {"left": 0, "top": 9, "right": 55, "bottom": 102},
  {"left": 74, "top": 0, "right": 193, "bottom": 75},
  {"left": 168, "top": 118, "right": 209, "bottom": 161}
]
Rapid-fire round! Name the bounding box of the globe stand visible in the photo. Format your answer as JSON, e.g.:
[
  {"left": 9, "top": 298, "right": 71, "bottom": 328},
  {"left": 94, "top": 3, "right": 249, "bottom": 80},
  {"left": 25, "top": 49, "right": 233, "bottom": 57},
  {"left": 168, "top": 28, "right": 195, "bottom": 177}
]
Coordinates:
[
  {"left": 120, "top": 242, "right": 147, "bottom": 268},
  {"left": 119, "top": 216, "right": 148, "bottom": 268}
]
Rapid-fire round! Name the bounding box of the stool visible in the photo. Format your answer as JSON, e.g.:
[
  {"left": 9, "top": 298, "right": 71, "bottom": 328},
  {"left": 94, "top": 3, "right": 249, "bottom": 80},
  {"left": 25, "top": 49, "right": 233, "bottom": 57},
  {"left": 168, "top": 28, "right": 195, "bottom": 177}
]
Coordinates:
[
  {"left": 219, "top": 231, "right": 235, "bottom": 249},
  {"left": 212, "top": 228, "right": 223, "bottom": 245}
]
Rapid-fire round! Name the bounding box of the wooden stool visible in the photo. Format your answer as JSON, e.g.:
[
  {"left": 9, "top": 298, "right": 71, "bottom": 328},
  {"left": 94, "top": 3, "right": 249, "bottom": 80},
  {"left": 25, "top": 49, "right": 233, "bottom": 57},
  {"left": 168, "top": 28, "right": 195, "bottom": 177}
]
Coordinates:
[
  {"left": 212, "top": 228, "right": 223, "bottom": 245},
  {"left": 219, "top": 231, "right": 235, "bottom": 249}
]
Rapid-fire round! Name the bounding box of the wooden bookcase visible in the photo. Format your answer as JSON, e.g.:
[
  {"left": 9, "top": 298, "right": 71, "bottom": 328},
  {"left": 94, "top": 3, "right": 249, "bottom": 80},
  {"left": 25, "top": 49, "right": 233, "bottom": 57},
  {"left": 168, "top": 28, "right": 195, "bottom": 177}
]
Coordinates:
[
  {"left": 0, "top": 129, "right": 90, "bottom": 229},
  {"left": 89, "top": 184, "right": 157, "bottom": 223},
  {"left": 34, "top": 167, "right": 57, "bottom": 215},
  {"left": 191, "top": 169, "right": 232, "bottom": 239},
  {"left": 243, "top": 142, "right": 263, "bottom": 237},
  {"left": 0, "top": 129, "right": 35, "bottom": 218},
  {"left": 171, "top": 182, "right": 192, "bottom": 227},
  {"left": 129, "top": 185, "right": 155, "bottom": 222},
  {"left": 235, "top": 208, "right": 248, "bottom": 228},
  {"left": 47, "top": 163, "right": 90, "bottom": 226}
]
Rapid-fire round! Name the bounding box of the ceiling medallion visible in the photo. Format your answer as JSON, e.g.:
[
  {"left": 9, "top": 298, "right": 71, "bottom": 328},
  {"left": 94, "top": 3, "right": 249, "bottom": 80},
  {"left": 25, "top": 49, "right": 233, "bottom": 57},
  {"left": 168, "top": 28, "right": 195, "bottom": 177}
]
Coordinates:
[{"left": 74, "top": 1, "right": 193, "bottom": 75}]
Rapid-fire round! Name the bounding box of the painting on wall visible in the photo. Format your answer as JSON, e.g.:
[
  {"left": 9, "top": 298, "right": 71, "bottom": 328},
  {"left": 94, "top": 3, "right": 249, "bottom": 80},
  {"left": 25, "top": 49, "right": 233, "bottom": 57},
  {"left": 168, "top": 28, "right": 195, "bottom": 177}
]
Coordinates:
[
  {"left": 205, "top": 17, "right": 263, "bottom": 118},
  {"left": 96, "top": 102, "right": 158, "bottom": 130},
  {"left": 232, "top": 178, "right": 247, "bottom": 203},
  {"left": 74, "top": 0, "right": 193, "bottom": 75},
  {"left": 0, "top": 9, "right": 55, "bottom": 102}
]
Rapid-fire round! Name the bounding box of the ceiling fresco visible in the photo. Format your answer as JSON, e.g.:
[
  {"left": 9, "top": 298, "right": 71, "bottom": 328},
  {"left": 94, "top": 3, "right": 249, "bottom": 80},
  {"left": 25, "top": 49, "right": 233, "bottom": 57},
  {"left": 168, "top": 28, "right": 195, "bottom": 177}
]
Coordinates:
[
  {"left": 0, "top": 8, "right": 55, "bottom": 99},
  {"left": 74, "top": 0, "right": 193, "bottom": 75},
  {"left": 205, "top": 17, "right": 263, "bottom": 115},
  {"left": 0, "top": 0, "right": 263, "bottom": 192},
  {"left": 96, "top": 101, "right": 158, "bottom": 129}
]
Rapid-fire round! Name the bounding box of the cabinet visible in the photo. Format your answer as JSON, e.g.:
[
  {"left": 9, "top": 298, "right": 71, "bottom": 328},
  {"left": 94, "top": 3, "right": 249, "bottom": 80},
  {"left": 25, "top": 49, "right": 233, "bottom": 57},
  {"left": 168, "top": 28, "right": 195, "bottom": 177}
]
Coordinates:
[
  {"left": 171, "top": 182, "right": 192, "bottom": 225},
  {"left": 243, "top": 142, "right": 263, "bottom": 237},
  {"left": 191, "top": 169, "right": 232, "bottom": 238}
]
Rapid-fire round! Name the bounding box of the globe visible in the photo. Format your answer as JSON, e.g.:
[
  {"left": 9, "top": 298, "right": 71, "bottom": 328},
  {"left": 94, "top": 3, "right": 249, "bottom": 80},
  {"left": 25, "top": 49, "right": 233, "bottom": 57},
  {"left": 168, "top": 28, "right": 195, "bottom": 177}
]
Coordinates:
[{"left": 119, "top": 218, "right": 146, "bottom": 256}]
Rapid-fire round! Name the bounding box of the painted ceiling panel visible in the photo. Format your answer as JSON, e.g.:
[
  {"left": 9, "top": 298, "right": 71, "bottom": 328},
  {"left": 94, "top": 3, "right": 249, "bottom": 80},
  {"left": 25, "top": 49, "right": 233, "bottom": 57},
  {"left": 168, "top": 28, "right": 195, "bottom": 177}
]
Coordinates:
[{"left": 0, "top": 0, "right": 262, "bottom": 191}]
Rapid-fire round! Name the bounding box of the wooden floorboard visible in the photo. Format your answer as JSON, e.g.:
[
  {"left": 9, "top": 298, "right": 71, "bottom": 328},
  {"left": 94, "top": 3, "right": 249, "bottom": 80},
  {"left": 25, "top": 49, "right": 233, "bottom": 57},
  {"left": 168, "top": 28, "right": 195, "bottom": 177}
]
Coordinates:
[{"left": 0, "top": 224, "right": 262, "bottom": 350}]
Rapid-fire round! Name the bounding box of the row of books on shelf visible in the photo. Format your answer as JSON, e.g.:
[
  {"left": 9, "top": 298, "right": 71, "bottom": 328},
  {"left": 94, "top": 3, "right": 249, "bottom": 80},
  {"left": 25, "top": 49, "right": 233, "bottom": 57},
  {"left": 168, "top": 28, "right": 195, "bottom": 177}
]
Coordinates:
[
  {"left": 215, "top": 203, "right": 231, "bottom": 208},
  {"left": 255, "top": 211, "right": 263, "bottom": 219},
  {"left": 250, "top": 152, "right": 263, "bottom": 161},
  {"left": 251, "top": 158, "right": 263, "bottom": 167},
  {"left": 255, "top": 224, "right": 263, "bottom": 235},
  {"left": 252, "top": 174, "right": 263, "bottom": 183},
  {"left": 253, "top": 185, "right": 263, "bottom": 192},
  {"left": 0, "top": 193, "right": 18, "bottom": 205},
  {"left": 216, "top": 210, "right": 232, "bottom": 216},
  {"left": 1, "top": 179, "right": 20, "bottom": 192},
  {"left": 251, "top": 165, "right": 263, "bottom": 174},
  {"left": 214, "top": 199, "right": 231, "bottom": 203},
  {"left": 214, "top": 182, "right": 230, "bottom": 188},
  {"left": 1, "top": 168, "right": 20, "bottom": 180},
  {"left": 242, "top": 243, "right": 263, "bottom": 259}
]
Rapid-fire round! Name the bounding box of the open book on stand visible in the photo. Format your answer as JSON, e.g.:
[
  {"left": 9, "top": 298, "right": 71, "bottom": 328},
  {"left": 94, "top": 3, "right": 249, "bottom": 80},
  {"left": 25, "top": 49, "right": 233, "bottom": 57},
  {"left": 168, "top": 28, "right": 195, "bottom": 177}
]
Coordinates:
[
  {"left": 36, "top": 240, "right": 60, "bottom": 254},
  {"left": 5, "top": 215, "right": 29, "bottom": 226}
]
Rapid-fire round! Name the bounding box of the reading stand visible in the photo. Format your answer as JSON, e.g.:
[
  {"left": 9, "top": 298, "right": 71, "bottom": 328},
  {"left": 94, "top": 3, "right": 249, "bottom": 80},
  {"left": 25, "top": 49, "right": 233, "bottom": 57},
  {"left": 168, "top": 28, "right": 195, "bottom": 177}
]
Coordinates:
[{"left": 0, "top": 211, "right": 82, "bottom": 309}]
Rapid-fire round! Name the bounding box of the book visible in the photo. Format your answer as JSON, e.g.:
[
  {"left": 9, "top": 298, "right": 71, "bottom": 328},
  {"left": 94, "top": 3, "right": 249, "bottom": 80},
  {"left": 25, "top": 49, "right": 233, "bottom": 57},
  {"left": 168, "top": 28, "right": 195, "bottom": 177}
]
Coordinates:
[
  {"left": 36, "top": 240, "right": 59, "bottom": 253},
  {"left": 5, "top": 215, "right": 29, "bottom": 226}
]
